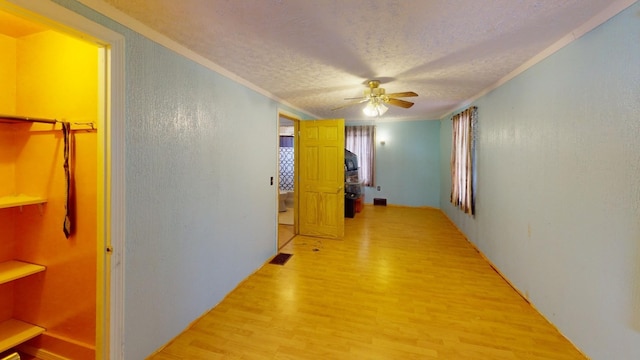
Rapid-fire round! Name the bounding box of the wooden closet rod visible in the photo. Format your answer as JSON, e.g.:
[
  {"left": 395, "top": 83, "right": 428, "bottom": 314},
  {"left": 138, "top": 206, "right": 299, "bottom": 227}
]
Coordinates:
[
  {"left": 0, "top": 114, "right": 57, "bottom": 124},
  {"left": 0, "top": 114, "right": 96, "bottom": 131}
]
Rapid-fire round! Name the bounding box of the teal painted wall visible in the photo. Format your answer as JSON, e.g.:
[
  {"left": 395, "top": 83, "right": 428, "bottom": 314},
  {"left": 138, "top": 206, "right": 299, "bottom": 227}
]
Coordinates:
[
  {"left": 348, "top": 120, "right": 441, "bottom": 207},
  {"left": 440, "top": 3, "right": 640, "bottom": 359}
]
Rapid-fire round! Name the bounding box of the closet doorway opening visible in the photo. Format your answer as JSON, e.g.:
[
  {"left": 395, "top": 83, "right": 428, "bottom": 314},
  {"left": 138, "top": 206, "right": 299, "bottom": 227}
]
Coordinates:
[
  {"left": 0, "top": 1, "right": 124, "bottom": 358},
  {"left": 277, "top": 112, "right": 298, "bottom": 249}
]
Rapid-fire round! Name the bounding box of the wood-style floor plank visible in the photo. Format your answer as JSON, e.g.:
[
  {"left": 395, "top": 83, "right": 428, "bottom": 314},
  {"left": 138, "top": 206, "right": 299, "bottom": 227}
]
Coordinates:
[
  {"left": 149, "top": 206, "right": 586, "bottom": 359},
  {"left": 278, "top": 224, "right": 295, "bottom": 249}
]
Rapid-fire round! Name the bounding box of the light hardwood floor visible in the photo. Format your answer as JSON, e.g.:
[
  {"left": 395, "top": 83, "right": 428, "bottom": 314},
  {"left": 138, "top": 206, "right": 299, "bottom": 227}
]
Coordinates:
[
  {"left": 150, "top": 206, "right": 586, "bottom": 359},
  {"left": 278, "top": 207, "right": 295, "bottom": 249},
  {"left": 278, "top": 224, "right": 295, "bottom": 249}
]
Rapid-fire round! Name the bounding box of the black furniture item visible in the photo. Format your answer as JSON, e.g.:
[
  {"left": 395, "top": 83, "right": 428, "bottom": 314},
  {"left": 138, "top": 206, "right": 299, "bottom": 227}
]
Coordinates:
[{"left": 345, "top": 196, "right": 356, "bottom": 218}]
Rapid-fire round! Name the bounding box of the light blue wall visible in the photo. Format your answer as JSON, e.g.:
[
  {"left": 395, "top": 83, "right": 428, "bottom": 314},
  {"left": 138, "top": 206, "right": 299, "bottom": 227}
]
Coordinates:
[
  {"left": 349, "top": 120, "right": 441, "bottom": 207},
  {"left": 50, "top": 1, "right": 314, "bottom": 358},
  {"left": 125, "top": 41, "right": 280, "bottom": 359},
  {"left": 440, "top": 3, "right": 640, "bottom": 359}
]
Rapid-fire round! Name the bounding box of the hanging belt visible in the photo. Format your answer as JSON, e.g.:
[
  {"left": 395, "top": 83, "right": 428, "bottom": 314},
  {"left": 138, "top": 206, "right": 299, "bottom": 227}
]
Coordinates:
[{"left": 62, "top": 121, "right": 72, "bottom": 238}]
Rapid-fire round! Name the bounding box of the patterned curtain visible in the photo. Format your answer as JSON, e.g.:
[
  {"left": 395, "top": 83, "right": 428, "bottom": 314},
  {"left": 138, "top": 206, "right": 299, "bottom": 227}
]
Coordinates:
[
  {"left": 279, "top": 136, "right": 294, "bottom": 191},
  {"left": 345, "top": 125, "right": 376, "bottom": 187},
  {"left": 450, "top": 106, "right": 477, "bottom": 215}
]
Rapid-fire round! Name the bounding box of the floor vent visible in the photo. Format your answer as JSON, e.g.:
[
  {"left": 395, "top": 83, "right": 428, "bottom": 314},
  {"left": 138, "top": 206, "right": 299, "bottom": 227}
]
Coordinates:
[
  {"left": 269, "top": 253, "right": 292, "bottom": 265},
  {"left": 373, "top": 198, "right": 387, "bottom": 206}
]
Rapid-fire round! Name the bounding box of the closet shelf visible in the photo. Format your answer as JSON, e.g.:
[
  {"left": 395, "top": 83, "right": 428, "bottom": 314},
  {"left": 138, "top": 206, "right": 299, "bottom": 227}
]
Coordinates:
[
  {"left": 0, "top": 319, "right": 45, "bottom": 353},
  {"left": 0, "top": 260, "right": 46, "bottom": 285},
  {"left": 0, "top": 195, "right": 47, "bottom": 209}
]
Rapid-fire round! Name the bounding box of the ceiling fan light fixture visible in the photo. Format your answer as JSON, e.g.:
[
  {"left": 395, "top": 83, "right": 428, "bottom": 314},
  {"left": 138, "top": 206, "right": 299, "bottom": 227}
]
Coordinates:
[
  {"left": 362, "top": 102, "right": 377, "bottom": 116},
  {"left": 334, "top": 79, "right": 416, "bottom": 115},
  {"left": 378, "top": 103, "right": 388, "bottom": 115},
  {"left": 363, "top": 100, "right": 388, "bottom": 117}
]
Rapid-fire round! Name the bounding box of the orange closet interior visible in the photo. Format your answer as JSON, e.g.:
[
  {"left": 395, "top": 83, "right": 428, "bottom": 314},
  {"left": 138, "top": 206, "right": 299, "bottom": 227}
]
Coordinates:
[{"left": 0, "top": 11, "right": 99, "bottom": 359}]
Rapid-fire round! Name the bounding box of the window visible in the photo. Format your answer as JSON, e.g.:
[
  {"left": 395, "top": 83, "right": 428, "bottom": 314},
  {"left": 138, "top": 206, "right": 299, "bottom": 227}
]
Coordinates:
[
  {"left": 345, "top": 125, "right": 375, "bottom": 186},
  {"left": 450, "top": 106, "right": 477, "bottom": 215}
]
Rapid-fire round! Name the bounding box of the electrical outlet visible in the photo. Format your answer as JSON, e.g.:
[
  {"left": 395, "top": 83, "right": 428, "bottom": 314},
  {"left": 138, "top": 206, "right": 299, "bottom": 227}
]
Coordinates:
[{"left": 377, "top": 186, "right": 381, "bottom": 191}]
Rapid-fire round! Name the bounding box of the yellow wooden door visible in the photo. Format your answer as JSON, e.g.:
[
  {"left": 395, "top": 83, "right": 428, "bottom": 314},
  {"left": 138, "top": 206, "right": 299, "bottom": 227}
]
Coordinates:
[{"left": 298, "top": 119, "right": 345, "bottom": 239}]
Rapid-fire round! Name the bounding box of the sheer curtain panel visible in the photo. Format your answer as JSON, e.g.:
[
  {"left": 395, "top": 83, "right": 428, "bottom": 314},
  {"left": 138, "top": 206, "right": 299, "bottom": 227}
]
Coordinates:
[
  {"left": 450, "top": 107, "right": 477, "bottom": 215},
  {"left": 345, "top": 125, "right": 376, "bottom": 187}
]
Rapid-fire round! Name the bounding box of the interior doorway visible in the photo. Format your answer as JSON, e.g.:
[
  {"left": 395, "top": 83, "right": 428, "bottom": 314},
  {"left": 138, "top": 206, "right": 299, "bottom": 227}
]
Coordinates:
[
  {"left": 0, "top": 1, "right": 124, "bottom": 358},
  {"left": 277, "top": 112, "right": 298, "bottom": 249},
  {"left": 0, "top": 8, "right": 103, "bottom": 359}
]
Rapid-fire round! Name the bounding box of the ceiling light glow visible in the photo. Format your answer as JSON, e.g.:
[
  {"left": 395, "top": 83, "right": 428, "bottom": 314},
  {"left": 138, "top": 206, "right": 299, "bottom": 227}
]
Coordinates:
[{"left": 363, "top": 100, "right": 388, "bottom": 117}]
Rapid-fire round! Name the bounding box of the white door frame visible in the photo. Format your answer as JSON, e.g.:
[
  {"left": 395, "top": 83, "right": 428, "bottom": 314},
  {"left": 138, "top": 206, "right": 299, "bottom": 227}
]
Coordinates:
[
  {"left": 1, "top": 1, "right": 126, "bottom": 359},
  {"left": 276, "top": 109, "right": 301, "bottom": 248}
]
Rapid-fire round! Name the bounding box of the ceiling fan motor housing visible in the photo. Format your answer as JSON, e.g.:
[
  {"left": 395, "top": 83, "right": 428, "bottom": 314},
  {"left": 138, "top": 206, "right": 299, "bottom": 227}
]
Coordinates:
[{"left": 364, "top": 87, "right": 385, "bottom": 97}]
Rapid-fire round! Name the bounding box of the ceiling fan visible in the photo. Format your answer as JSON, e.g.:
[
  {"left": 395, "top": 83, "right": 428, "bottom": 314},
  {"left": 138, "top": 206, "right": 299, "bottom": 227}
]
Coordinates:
[{"left": 333, "top": 80, "right": 418, "bottom": 116}]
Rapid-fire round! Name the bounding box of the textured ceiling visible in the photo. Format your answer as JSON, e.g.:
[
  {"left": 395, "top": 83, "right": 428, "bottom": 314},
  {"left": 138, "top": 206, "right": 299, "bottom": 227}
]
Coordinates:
[{"left": 97, "top": 0, "right": 620, "bottom": 120}]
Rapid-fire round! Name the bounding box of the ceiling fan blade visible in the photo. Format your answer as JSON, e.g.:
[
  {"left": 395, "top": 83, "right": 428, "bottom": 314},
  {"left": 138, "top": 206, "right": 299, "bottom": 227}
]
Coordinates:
[
  {"left": 386, "top": 91, "right": 418, "bottom": 98},
  {"left": 332, "top": 98, "right": 368, "bottom": 111},
  {"left": 386, "top": 98, "right": 414, "bottom": 108},
  {"left": 343, "top": 96, "right": 368, "bottom": 101}
]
